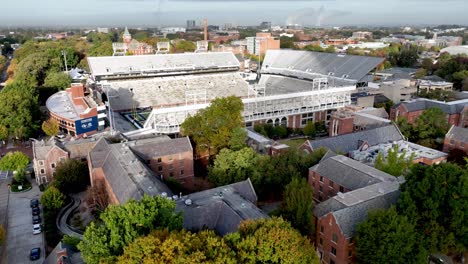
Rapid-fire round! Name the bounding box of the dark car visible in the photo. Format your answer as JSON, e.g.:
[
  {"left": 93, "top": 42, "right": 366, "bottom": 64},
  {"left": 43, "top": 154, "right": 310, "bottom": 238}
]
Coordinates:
[
  {"left": 32, "top": 215, "right": 41, "bottom": 224},
  {"left": 30, "top": 247, "right": 41, "bottom": 261},
  {"left": 32, "top": 207, "right": 40, "bottom": 216},
  {"left": 30, "top": 199, "right": 39, "bottom": 208}
]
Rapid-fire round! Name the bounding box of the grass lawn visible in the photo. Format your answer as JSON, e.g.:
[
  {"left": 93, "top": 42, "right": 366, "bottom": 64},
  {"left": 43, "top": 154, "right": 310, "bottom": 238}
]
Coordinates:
[{"left": 278, "top": 138, "right": 307, "bottom": 149}]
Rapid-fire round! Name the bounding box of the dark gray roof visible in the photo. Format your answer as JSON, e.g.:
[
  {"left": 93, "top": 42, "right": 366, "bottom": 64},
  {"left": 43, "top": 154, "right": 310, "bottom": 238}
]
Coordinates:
[
  {"left": 175, "top": 179, "right": 267, "bottom": 236},
  {"left": 131, "top": 137, "right": 193, "bottom": 160},
  {"left": 262, "top": 50, "right": 384, "bottom": 83},
  {"left": 310, "top": 155, "right": 396, "bottom": 190},
  {"left": 314, "top": 180, "right": 401, "bottom": 238},
  {"left": 446, "top": 125, "right": 468, "bottom": 143},
  {"left": 32, "top": 137, "right": 97, "bottom": 161},
  {"left": 394, "top": 98, "right": 468, "bottom": 115},
  {"left": 308, "top": 124, "right": 404, "bottom": 154},
  {"left": 89, "top": 137, "right": 172, "bottom": 204}
]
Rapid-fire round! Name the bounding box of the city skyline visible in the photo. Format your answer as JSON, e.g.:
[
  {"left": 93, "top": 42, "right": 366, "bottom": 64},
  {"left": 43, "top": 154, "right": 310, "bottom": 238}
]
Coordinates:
[{"left": 1, "top": 0, "right": 468, "bottom": 27}]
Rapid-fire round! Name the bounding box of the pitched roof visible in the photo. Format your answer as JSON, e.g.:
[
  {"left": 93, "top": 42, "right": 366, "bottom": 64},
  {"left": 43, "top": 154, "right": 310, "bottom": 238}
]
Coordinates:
[
  {"left": 32, "top": 137, "right": 97, "bottom": 160},
  {"left": 314, "top": 180, "right": 402, "bottom": 238},
  {"left": 446, "top": 125, "right": 468, "bottom": 143},
  {"left": 89, "top": 137, "right": 172, "bottom": 204},
  {"left": 130, "top": 137, "right": 193, "bottom": 160},
  {"left": 310, "top": 155, "right": 396, "bottom": 190},
  {"left": 175, "top": 179, "right": 267, "bottom": 236},
  {"left": 308, "top": 124, "right": 404, "bottom": 154},
  {"left": 394, "top": 98, "right": 468, "bottom": 115}
]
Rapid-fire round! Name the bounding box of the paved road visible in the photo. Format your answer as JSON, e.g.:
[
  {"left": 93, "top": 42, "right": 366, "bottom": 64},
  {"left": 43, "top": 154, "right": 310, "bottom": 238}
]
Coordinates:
[
  {"left": 4, "top": 184, "right": 45, "bottom": 264},
  {"left": 0, "top": 181, "right": 9, "bottom": 263}
]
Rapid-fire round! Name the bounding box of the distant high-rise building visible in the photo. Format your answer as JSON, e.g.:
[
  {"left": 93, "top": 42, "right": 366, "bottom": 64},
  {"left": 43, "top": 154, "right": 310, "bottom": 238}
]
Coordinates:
[
  {"left": 246, "top": 32, "right": 280, "bottom": 56},
  {"left": 186, "top": 20, "right": 196, "bottom": 30},
  {"left": 260, "top": 21, "right": 271, "bottom": 30}
]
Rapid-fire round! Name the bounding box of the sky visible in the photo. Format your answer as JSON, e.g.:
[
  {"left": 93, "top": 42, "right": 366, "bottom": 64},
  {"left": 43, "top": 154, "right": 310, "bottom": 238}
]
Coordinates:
[{"left": 1, "top": 0, "right": 467, "bottom": 28}]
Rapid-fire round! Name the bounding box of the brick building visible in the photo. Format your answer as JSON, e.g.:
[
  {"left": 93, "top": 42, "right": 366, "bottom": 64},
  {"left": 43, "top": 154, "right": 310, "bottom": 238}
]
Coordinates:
[
  {"left": 390, "top": 98, "right": 468, "bottom": 127},
  {"left": 32, "top": 137, "right": 97, "bottom": 185},
  {"left": 328, "top": 106, "right": 390, "bottom": 137},
  {"left": 130, "top": 137, "right": 194, "bottom": 188},
  {"left": 246, "top": 32, "right": 280, "bottom": 55},
  {"left": 443, "top": 125, "right": 468, "bottom": 153},
  {"left": 112, "top": 27, "right": 154, "bottom": 56},
  {"left": 309, "top": 154, "right": 396, "bottom": 202},
  {"left": 313, "top": 180, "right": 402, "bottom": 264}
]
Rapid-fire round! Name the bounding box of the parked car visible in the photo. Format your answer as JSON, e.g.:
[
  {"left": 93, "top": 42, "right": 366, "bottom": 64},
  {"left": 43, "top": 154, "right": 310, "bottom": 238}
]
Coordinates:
[
  {"left": 32, "top": 207, "right": 40, "bottom": 216},
  {"left": 30, "top": 248, "right": 41, "bottom": 261},
  {"left": 30, "top": 199, "right": 39, "bottom": 208},
  {"left": 33, "top": 224, "right": 41, "bottom": 235},
  {"left": 32, "top": 215, "right": 41, "bottom": 224}
]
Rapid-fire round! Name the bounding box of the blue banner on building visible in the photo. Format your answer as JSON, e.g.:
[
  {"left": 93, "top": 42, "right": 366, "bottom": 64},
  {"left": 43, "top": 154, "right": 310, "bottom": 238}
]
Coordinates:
[{"left": 75, "top": 116, "right": 98, "bottom": 135}]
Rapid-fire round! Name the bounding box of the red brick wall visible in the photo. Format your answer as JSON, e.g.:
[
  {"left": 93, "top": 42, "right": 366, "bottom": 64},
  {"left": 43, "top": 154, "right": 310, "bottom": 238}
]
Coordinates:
[
  {"left": 443, "top": 137, "right": 467, "bottom": 153},
  {"left": 308, "top": 170, "right": 350, "bottom": 202},
  {"left": 148, "top": 151, "right": 195, "bottom": 188},
  {"left": 329, "top": 116, "right": 354, "bottom": 137},
  {"left": 316, "top": 214, "right": 354, "bottom": 264},
  {"left": 34, "top": 146, "right": 68, "bottom": 185}
]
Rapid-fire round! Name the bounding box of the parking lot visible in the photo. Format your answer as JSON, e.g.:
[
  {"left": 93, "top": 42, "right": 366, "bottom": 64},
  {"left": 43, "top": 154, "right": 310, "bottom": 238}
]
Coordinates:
[{"left": 4, "top": 184, "right": 44, "bottom": 263}]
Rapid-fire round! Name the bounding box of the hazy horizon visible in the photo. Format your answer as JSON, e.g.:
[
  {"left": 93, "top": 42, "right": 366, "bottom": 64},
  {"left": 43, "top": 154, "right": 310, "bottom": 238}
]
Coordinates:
[{"left": 1, "top": 0, "right": 468, "bottom": 28}]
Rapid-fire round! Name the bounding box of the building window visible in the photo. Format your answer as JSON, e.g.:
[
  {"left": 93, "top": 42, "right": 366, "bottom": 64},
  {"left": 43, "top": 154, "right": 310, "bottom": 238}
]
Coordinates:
[
  {"left": 348, "top": 250, "right": 352, "bottom": 257},
  {"left": 319, "top": 195, "right": 322, "bottom": 201},
  {"left": 339, "top": 186, "right": 344, "bottom": 193},
  {"left": 319, "top": 238, "right": 323, "bottom": 245},
  {"left": 301, "top": 113, "right": 315, "bottom": 126},
  {"left": 320, "top": 176, "right": 323, "bottom": 182},
  {"left": 319, "top": 186, "right": 323, "bottom": 192},
  {"left": 331, "top": 247, "right": 337, "bottom": 256},
  {"left": 320, "top": 225, "right": 324, "bottom": 233},
  {"left": 328, "top": 190, "right": 334, "bottom": 197},
  {"left": 40, "top": 169, "right": 45, "bottom": 174},
  {"left": 329, "top": 180, "right": 334, "bottom": 188},
  {"left": 312, "top": 182, "right": 315, "bottom": 187},
  {"left": 51, "top": 163, "right": 56, "bottom": 169},
  {"left": 39, "top": 160, "right": 44, "bottom": 166},
  {"left": 180, "top": 169, "right": 184, "bottom": 175},
  {"left": 332, "top": 233, "right": 338, "bottom": 243},
  {"left": 158, "top": 166, "right": 163, "bottom": 172},
  {"left": 157, "top": 157, "right": 162, "bottom": 163},
  {"left": 450, "top": 139, "right": 455, "bottom": 144},
  {"left": 330, "top": 260, "right": 335, "bottom": 264},
  {"left": 169, "top": 172, "right": 174, "bottom": 177}
]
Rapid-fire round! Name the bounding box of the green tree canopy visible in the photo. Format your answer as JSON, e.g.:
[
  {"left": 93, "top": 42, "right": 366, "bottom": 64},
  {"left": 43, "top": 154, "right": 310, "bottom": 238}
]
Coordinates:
[
  {"left": 117, "top": 229, "right": 236, "bottom": 264},
  {"left": 208, "top": 147, "right": 260, "bottom": 186},
  {"left": 181, "top": 96, "right": 245, "bottom": 156},
  {"left": 225, "top": 217, "right": 319, "bottom": 264},
  {"left": 41, "top": 186, "right": 65, "bottom": 211},
  {"left": 303, "top": 121, "right": 316, "bottom": 137},
  {"left": 0, "top": 81, "right": 40, "bottom": 139},
  {"left": 374, "top": 144, "right": 414, "bottom": 176},
  {"left": 53, "top": 159, "right": 90, "bottom": 193},
  {"left": 42, "top": 118, "right": 59, "bottom": 137},
  {"left": 78, "top": 195, "right": 183, "bottom": 264},
  {"left": 43, "top": 72, "right": 72, "bottom": 90},
  {"left": 415, "top": 107, "right": 449, "bottom": 147},
  {"left": 0, "top": 151, "right": 30, "bottom": 171},
  {"left": 397, "top": 163, "right": 468, "bottom": 254},
  {"left": 0, "top": 125, "right": 9, "bottom": 141},
  {"left": 355, "top": 207, "right": 427, "bottom": 264},
  {"left": 280, "top": 177, "right": 315, "bottom": 236}
]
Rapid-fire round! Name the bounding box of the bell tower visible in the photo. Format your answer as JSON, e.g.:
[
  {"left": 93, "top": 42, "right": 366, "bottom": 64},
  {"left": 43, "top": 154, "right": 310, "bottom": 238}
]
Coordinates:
[{"left": 123, "top": 26, "right": 132, "bottom": 44}]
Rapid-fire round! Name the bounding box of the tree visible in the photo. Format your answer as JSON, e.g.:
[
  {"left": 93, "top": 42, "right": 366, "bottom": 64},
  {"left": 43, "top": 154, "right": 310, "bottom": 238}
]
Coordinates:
[
  {"left": 181, "top": 96, "right": 244, "bottom": 156},
  {"left": 325, "top": 45, "right": 336, "bottom": 53},
  {"left": 303, "top": 121, "right": 316, "bottom": 137},
  {"left": 42, "top": 118, "right": 59, "bottom": 137},
  {"left": 374, "top": 144, "right": 414, "bottom": 176},
  {"left": 0, "top": 81, "right": 40, "bottom": 139},
  {"left": 53, "top": 159, "right": 90, "bottom": 193},
  {"left": 415, "top": 107, "right": 449, "bottom": 147},
  {"left": 41, "top": 186, "right": 65, "bottom": 211},
  {"left": 208, "top": 147, "right": 260, "bottom": 186},
  {"left": 225, "top": 217, "right": 319, "bottom": 264},
  {"left": 355, "top": 207, "right": 427, "bottom": 264},
  {"left": 422, "top": 58, "right": 434, "bottom": 71},
  {"left": 227, "top": 126, "right": 247, "bottom": 151},
  {"left": 280, "top": 177, "right": 315, "bottom": 236},
  {"left": 174, "top": 40, "right": 196, "bottom": 52},
  {"left": 43, "top": 72, "right": 72, "bottom": 90},
  {"left": 0, "top": 125, "right": 8, "bottom": 141},
  {"left": 117, "top": 229, "right": 236, "bottom": 264},
  {"left": 14, "top": 52, "right": 50, "bottom": 86},
  {"left": 414, "top": 68, "right": 427, "bottom": 79},
  {"left": 0, "top": 224, "right": 5, "bottom": 246},
  {"left": 62, "top": 235, "right": 82, "bottom": 251},
  {"left": 78, "top": 195, "right": 183, "bottom": 264},
  {"left": 85, "top": 181, "right": 109, "bottom": 212},
  {"left": 397, "top": 163, "right": 468, "bottom": 254},
  {"left": 0, "top": 151, "right": 30, "bottom": 171}
]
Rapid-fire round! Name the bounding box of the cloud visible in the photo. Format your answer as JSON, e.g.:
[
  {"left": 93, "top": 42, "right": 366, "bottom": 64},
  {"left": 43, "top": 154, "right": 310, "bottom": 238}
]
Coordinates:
[{"left": 286, "top": 6, "right": 351, "bottom": 26}]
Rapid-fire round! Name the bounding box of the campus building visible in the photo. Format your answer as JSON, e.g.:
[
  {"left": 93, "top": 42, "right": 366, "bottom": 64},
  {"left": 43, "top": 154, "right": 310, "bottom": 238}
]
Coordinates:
[
  {"left": 112, "top": 27, "right": 154, "bottom": 56},
  {"left": 246, "top": 32, "right": 280, "bottom": 55},
  {"left": 328, "top": 106, "right": 390, "bottom": 137},
  {"left": 443, "top": 125, "right": 468, "bottom": 153},
  {"left": 46, "top": 84, "right": 106, "bottom": 137}
]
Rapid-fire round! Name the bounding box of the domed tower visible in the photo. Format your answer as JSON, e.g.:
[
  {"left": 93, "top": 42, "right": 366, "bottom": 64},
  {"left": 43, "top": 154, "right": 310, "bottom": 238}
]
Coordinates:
[{"left": 123, "top": 26, "right": 132, "bottom": 44}]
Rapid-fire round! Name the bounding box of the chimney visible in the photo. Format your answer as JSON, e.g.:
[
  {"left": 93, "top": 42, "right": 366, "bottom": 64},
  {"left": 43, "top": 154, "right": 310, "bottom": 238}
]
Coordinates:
[{"left": 203, "top": 18, "right": 208, "bottom": 42}]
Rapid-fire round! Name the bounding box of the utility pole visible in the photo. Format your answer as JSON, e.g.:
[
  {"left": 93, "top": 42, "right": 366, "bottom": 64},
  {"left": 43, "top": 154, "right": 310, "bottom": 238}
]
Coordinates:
[{"left": 61, "top": 50, "right": 68, "bottom": 72}]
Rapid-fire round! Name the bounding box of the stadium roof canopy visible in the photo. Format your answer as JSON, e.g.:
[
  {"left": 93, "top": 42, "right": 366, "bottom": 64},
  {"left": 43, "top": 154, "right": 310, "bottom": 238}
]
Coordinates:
[
  {"left": 261, "top": 50, "right": 385, "bottom": 83},
  {"left": 87, "top": 52, "right": 240, "bottom": 79}
]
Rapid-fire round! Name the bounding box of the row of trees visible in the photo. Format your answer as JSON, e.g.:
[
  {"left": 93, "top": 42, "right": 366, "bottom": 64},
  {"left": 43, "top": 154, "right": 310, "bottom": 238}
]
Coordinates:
[
  {"left": 422, "top": 53, "right": 468, "bottom": 90},
  {"left": 355, "top": 162, "right": 468, "bottom": 263},
  {"left": 78, "top": 194, "right": 319, "bottom": 264}
]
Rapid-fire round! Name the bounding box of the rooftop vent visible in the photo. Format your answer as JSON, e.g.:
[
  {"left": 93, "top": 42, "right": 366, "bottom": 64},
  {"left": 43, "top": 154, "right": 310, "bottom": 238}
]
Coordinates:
[
  {"left": 337, "top": 192, "right": 345, "bottom": 198},
  {"left": 184, "top": 199, "right": 192, "bottom": 206},
  {"left": 161, "top": 192, "right": 167, "bottom": 198},
  {"left": 172, "top": 195, "right": 178, "bottom": 201}
]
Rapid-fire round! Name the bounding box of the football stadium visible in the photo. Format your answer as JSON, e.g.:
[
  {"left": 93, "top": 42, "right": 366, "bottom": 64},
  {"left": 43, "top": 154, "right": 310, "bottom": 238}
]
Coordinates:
[{"left": 86, "top": 50, "right": 384, "bottom": 135}]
